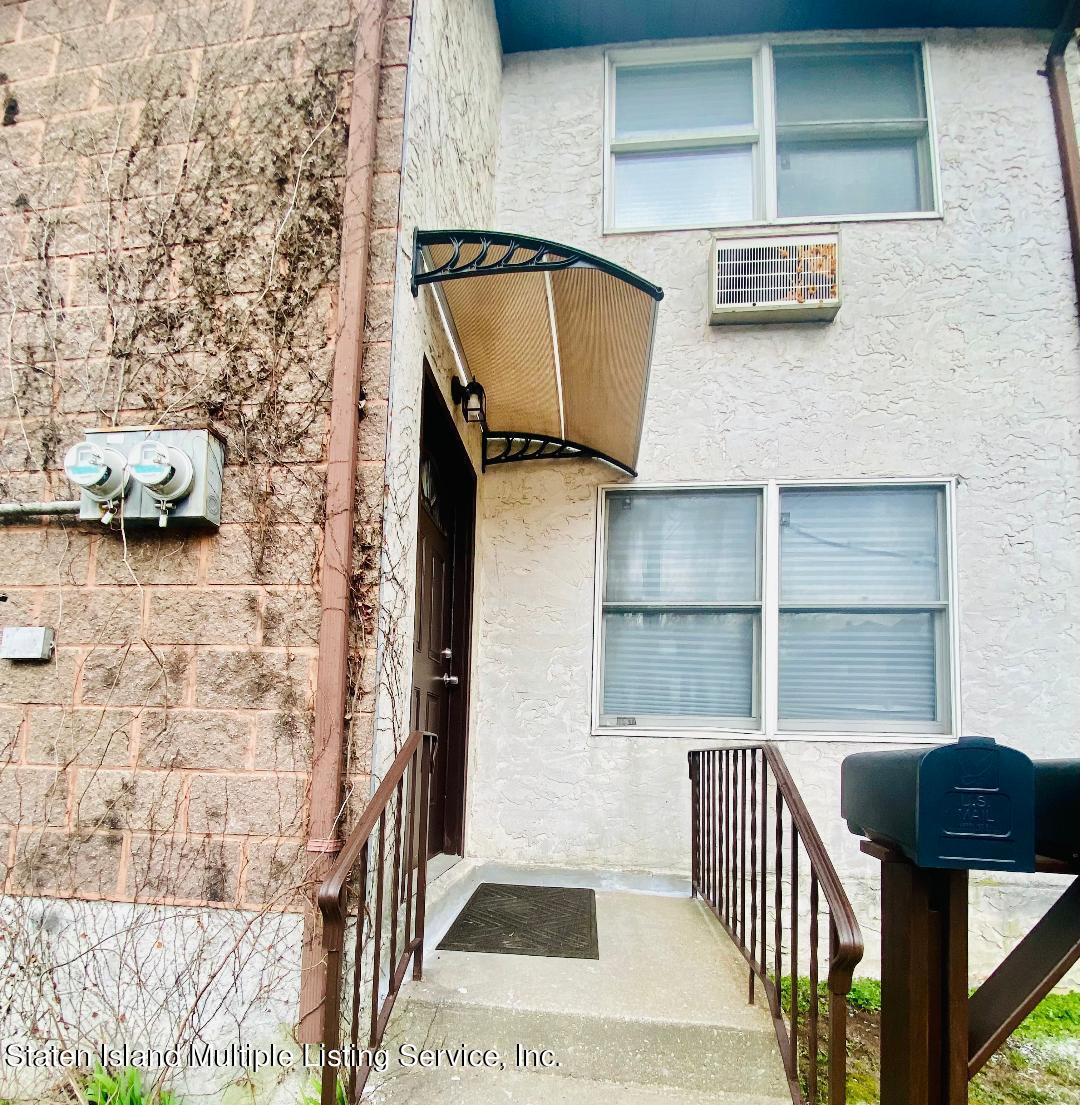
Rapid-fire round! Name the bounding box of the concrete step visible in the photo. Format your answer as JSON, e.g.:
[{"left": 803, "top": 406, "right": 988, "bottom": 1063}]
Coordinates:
[
  {"left": 365, "top": 889, "right": 791, "bottom": 1102},
  {"left": 366, "top": 1066, "right": 792, "bottom": 1105},
  {"left": 379, "top": 998, "right": 787, "bottom": 1096},
  {"left": 413, "top": 893, "right": 771, "bottom": 1028}
]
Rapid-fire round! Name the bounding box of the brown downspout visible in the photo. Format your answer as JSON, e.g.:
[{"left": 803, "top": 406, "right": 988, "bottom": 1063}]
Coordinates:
[
  {"left": 1046, "top": 0, "right": 1080, "bottom": 314},
  {"left": 298, "top": 0, "right": 388, "bottom": 1043}
]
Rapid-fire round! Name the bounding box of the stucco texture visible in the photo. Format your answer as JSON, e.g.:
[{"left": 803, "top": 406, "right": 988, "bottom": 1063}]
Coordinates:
[
  {"left": 372, "top": 0, "right": 498, "bottom": 774},
  {"left": 461, "top": 28, "right": 1080, "bottom": 976}
]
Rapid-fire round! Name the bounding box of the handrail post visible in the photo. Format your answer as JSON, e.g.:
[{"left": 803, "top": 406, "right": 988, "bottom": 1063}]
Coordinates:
[
  {"left": 828, "top": 923, "right": 848, "bottom": 1105},
  {"left": 319, "top": 888, "right": 346, "bottom": 1105},
  {"left": 689, "top": 753, "right": 701, "bottom": 898},
  {"left": 413, "top": 732, "right": 437, "bottom": 980}
]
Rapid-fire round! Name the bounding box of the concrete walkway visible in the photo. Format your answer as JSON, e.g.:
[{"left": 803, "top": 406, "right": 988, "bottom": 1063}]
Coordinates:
[{"left": 366, "top": 889, "right": 791, "bottom": 1104}]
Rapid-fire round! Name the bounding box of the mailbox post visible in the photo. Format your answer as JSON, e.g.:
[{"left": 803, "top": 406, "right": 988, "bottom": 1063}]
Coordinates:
[
  {"left": 842, "top": 737, "right": 1080, "bottom": 1105},
  {"left": 860, "top": 841, "right": 971, "bottom": 1104}
]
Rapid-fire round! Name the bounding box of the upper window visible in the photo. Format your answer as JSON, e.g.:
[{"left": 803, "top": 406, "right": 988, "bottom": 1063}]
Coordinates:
[
  {"left": 596, "top": 482, "right": 954, "bottom": 737},
  {"left": 607, "top": 42, "right": 937, "bottom": 231}
]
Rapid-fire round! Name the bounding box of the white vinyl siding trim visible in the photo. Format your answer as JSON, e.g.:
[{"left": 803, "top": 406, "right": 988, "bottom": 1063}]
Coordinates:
[
  {"left": 592, "top": 478, "right": 959, "bottom": 743},
  {"left": 603, "top": 39, "right": 942, "bottom": 234}
]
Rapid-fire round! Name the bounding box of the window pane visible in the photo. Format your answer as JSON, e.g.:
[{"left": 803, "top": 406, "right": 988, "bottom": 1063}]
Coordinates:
[
  {"left": 615, "top": 60, "right": 755, "bottom": 138},
  {"left": 777, "top": 137, "right": 925, "bottom": 218},
  {"left": 779, "top": 611, "right": 939, "bottom": 723},
  {"left": 603, "top": 612, "right": 757, "bottom": 721},
  {"left": 606, "top": 489, "right": 760, "bottom": 603},
  {"left": 614, "top": 146, "right": 754, "bottom": 228},
  {"left": 780, "top": 487, "right": 942, "bottom": 604},
  {"left": 775, "top": 48, "right": 924, "bottom": 125}
]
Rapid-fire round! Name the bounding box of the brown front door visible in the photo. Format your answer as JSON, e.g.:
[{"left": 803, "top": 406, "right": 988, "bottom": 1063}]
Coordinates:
[{"left": 411, "top": 371, "right": 474, "bottom": 858}]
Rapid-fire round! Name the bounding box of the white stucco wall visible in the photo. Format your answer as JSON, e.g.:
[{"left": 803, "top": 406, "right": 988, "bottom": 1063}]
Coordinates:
[
  {"left": 460, "top": 27, "right": 1080, "bottom": 977},
  {"left": 373, "top": 0, "right": 498, "bottom": 770}
]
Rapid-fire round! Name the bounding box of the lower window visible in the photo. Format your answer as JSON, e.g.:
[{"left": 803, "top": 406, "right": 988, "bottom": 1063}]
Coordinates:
[{"left": 596, "top": 482, "right": 954, "bottom": 736}]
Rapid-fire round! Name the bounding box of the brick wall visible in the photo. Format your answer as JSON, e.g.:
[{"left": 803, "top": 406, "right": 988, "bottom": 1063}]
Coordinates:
[{"left": 0, "top": 0, "right": 409, "bottom": 913}]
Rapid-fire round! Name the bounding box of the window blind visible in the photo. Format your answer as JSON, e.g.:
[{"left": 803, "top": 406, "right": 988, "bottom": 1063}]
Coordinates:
[
  {"left": 778, "top": 487, "right": 946, "bottom": 727},
  {"left": 780, "top": 487, "right": 942, "bottom": 603},
  {"left": 613, "top": 147, "right": 754, "bottom": 229},
  {"left": 597, "top": 484, "right": 951, "bottom": 735},
  {"left": 773, "top": 44, "right": 931, "bottom": 218},
  {"left": 779, "top": 611, "right": 938, "bottom": 721},
  {"left": 603, "top": 612, "right": 755, "bottom": 720},
  {"left": 601, "top": 489, "right": 761, "bottom": 725},
  {"left": 611, "top": 58, "right": 757, "bottom": 229},
  {"left": 608, "top": 42, "right": 935, "bottom": 230},
  {"left": 615, "top": 60, "right": 755, "bottom": 138},
  {"left": 606, "top": 489, "right": 760, "bottom": 602}
]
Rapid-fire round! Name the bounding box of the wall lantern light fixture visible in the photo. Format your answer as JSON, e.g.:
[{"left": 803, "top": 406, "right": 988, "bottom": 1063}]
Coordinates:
[{"left": 451, "top": 377, "right": 487, "bottom": 424}]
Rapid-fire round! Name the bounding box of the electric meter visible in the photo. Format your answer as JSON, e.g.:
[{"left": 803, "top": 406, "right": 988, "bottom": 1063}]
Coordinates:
[
  {"left": 63, "top": 442, "right": 129, "bottom": 522},
  {"left": 127, "top": 441, "right": 195, "bottom": 527}
]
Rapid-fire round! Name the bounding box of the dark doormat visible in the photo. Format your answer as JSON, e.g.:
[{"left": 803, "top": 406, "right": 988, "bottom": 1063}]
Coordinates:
[{"left": 437, "top": 883, "right": 599, "bottom": 959}]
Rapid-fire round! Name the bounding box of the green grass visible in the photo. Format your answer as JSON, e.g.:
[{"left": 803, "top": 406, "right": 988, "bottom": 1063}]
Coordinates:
[
  {"left": 1011, "top": 992, "right": 1080, "bottom": 1045},
  {"left": 299, "top": 1076, "right": 347, "bottom": 1105},
  {"left": 777, "top": 979, "right": 1080, "bottom": 1105},
  {"left": 844, "top": 1061, "right": 880, "bottom": 1105},
  {"left": 784, "top": 974, "right": 1076, "bottom": 1046},
  {"left": 847, "top": 978, "right": 882, "bottom": 1012},
  {"left": 779, "top": 975, "right": 882, "bottom": 1017},
  {"left": 83, "top": 1067, "right": 177, "bottom": 1105}
]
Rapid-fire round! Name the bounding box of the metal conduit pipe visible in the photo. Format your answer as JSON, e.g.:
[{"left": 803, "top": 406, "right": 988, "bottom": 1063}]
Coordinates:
[
  {"left": 1046, "top": 0, "right": 1080, "bottom": 315},
  {"left": 0, "top": 500, "right": 81, "bottom": 519},
  {"left": 297, "top": 0, "right": 390, "bottom": 1044}
]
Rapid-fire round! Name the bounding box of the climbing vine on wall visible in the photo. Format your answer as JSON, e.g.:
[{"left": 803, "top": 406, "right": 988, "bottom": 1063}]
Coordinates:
[
  {"left": 3, "top": 36, "right": 350, "bottom": 573},
  {"left": 0, "top": 4, "right": 393, "bottom": 1101}
]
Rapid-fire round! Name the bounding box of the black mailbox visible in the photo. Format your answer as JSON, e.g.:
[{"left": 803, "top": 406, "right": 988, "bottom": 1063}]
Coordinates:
[
  {"left": 1034, "top": 759, "right": 1080, "bottom": 865},
  {"left": 841, "top": 736, "right": 1035, "bottom": 872}
]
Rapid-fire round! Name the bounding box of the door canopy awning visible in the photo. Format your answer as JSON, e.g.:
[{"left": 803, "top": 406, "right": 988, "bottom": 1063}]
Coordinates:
[{"left": 411, "top": 229, "right": 664, "bottom": 477}]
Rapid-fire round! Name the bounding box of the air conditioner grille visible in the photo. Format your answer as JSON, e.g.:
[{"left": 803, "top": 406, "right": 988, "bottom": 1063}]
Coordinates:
[{"left": 716, "top": 238, "right": 838, "bottom": 308}]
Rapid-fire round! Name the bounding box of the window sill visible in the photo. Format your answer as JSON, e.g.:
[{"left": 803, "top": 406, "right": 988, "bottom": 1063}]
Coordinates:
[
  {"left": 602, "top": 208, "right": 944, "bottom": 237},
  {"left": 591, "top": 726, "right": 953, "bottom": 745}
]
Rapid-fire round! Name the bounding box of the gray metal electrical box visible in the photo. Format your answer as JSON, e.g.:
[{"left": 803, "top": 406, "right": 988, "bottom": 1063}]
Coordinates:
[
  {"left": 1, "top": 627, "right": 55, "bottom": 661},
  {"left": 75, "top": 427, "right": 225, "bottom": 529}
]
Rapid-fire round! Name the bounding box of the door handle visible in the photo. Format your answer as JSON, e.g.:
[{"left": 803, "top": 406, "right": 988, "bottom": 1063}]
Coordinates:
[
  {"left": 440, "top": 648, "right": 453, "bottom": 660},
  {"left": 439, "top": 673, "right": 460, "bottom": 687}
]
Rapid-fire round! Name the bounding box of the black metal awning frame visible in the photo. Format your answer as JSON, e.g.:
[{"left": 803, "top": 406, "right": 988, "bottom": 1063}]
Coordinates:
[
  {"left": 410, "top": 229, "right": 664, "bottom": 478},
  {"left": 410, "top": 228, "right": 664, "bottom": 299},
  {"left": 482, "top": 430, "right": 633, "bottom": 474}
]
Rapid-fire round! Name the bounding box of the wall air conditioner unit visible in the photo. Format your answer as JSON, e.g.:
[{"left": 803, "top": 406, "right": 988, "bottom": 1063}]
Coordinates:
[{"left": 709, "top": 233, "right": 841, "bottom": 324}]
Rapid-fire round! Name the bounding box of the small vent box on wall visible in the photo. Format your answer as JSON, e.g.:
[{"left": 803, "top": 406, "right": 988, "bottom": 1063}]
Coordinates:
[{"left": 709, "top": 233, "right": 841, "bottom": 324}]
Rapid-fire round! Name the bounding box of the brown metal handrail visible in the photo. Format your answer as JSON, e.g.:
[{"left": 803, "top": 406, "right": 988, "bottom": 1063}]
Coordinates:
[
  {"left": 317, "top": 730, "right": 437, "bottom": 1105},
  {"left": 689, "top": 743, "right": 864, "bottom": 1105}
]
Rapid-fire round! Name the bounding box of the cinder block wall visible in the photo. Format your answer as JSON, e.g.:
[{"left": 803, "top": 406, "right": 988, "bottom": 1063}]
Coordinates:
[{"left": 0, "top": 0, "right": 409, "bottom": 918}]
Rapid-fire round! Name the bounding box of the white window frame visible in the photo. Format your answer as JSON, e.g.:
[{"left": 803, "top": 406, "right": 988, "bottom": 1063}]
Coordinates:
[
  {"left": 591, "top": 477, "right": 961, "bottom": 743},
  {"left": 603, "top": 37, "right": 943, "bottom": 235}
]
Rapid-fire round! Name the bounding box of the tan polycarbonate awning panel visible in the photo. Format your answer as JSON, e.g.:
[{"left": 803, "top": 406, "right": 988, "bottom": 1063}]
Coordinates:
[
  {"left": 434, "top": 263, "right": 562, "bottom": 438},
  {"left": 414, "top": 232, "right": 664, "bottom": 475},
  {"left": 553, "top": 267, "right": 658, "bottom": 469}
]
